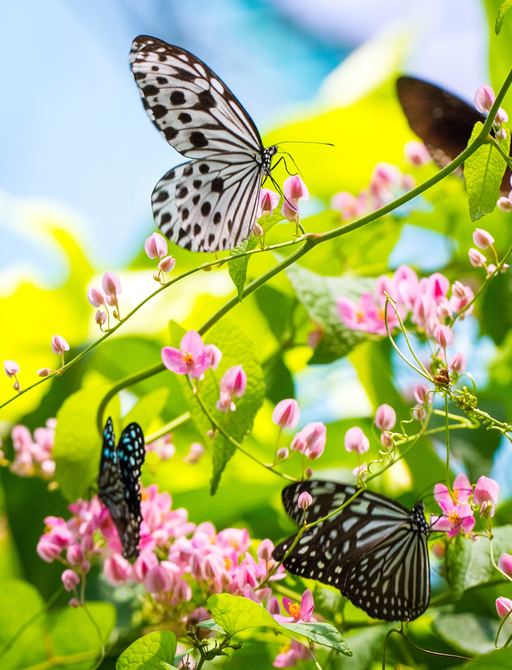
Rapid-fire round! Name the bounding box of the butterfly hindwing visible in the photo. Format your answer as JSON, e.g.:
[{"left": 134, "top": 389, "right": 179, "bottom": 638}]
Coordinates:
[
  {"left": 152, "top": 157, "right": 261, "bottom": 251},
  {"left": 273, "top": 480, "right": 431, "bottom": 621},
  {"left": 98, "top": 418, "right": 145, "bottom": 560},
  {"left": 130, "top": 35, "right": 273, "bottom": 252}
]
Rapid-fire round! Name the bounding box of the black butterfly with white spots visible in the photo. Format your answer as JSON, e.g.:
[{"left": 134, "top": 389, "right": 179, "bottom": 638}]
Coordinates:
[
  {"left": 130, "top": 35, "right": 280, "bottom": 252},
  {"left": 98, "top": 417, "right": 146, "bottom": 560},
  {"left": 273, "top": 480, "right": 431, "bottom": 622}
]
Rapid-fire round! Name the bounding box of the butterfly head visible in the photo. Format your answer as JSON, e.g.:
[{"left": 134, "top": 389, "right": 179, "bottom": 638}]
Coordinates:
[{"left": 412, "top": 501, "right": 430, "bottom": 536}]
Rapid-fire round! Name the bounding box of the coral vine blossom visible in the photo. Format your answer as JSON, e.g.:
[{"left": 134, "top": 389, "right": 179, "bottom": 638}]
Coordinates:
[{"left": 162, "top": 331, "right": 211, "bottom": 378}]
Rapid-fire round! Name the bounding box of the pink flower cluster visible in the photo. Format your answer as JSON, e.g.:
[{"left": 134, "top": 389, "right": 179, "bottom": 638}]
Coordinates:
[
  {"left": 161, "top": 331, "right": 247, "bottom": 414},
  {"left": 432, "top": 474, "right": 499, "bottom": 537},
  {"left": 270, "top": 398, "right": 327, "bottom": 465},
  {"left": 330, "top": 153, "right": 426, "bottom": 221},
  {"left": 144, "top": 232, "right": 176, "bottom": 283},
  {"left": 474, "top": 84, "right": 508, "bottom": 137},
  {"left": 10, "top": 419, "right": 56, "bottom": 479},
  {"left": 257, "top": 175, "right": 309, "bottom": 225},
  {"left": 88, "top": 272, "right": 123, "bottom": 329},
  {"left": 337, "top": 265, "right": 473, "bottom": 351},
  {"left": 37, "top": 484, "right": 285, "bottom": 621}
]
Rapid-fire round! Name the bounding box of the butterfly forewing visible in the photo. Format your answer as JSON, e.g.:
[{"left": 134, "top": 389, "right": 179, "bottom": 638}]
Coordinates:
[
  {"left": 130, "top": 35, "right": 271, "bottom": 251},
  {"left": 98, "top": 418, "right": 146, "bottom": 560},
  {"left": 273, "top": 480, "right": 431, "bottom": 621}
]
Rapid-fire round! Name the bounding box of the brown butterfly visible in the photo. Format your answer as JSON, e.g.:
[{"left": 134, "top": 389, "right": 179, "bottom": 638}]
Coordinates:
[{"left": 396, "top": 75, "right": 510, "bottom": 193}]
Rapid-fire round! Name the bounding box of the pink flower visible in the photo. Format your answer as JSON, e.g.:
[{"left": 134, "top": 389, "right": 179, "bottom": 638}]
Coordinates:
[
  {"left": 497, "top": 196, "right": 512, "bottom": 212},
  {"left": 414, "top": 384, "right": 429, "bottom": 404},
  {"left": 95, "top": 309, "right": 107, "bottom": 327},
  {"left": 375, "top": 404, "right": 396, "bottom": 431},
  {"left": 61, "top": 569, "right": 80, "bottom": 592},
  {"left": 183, "top": 442, "right": 205, "bottom": 464},
  {"left": 275, "top": 589, "right": 315, "bottom": 624},
  {"left": 4, "top": 360, "right": 19, "bottom": 377},
  {"left": 258, "top": 539, "right": 275, "bottom": 563},
  {"left": 205, "top": 344, "right": 222, "bottom": 370},
  {"left": 297, "top": 492, "right": 313, "bottom": 511},
  {"left": 220, "top": 365, "right": 247, "bottom": 397},
  {"left": 499, "top": 553, "right": 512, "bottom": 578},
  {"left": 51, "top": 335, "right": 69, "bottom": 355},
  {"left": 259, "top": 188, "right": 280, "bottom": 216},
  {"left": 102, "top": 272, "right": 121, "bottom": 296},
  {"left": 87, "top": 287, "right": 105, "bottom": 307},
  {"left": 473, "top": 476, "right": 499, "bottom": 517},
  {"left": 282, "top": 175, "right": 309, "bottom": 221},
  {"left": 144, "top": 232, "right": 168, "bottom": 259},
  {"left": 273, "top": 641, "right": 309, "bottom": 668},
  {"left": 432, "top": 474, "right": 475, "bottom": 537},
  {"left": 496, "top": 597, "right": 512, "bottom": 619},
  {"left": 161, "top": 331, "right": 210, "bottom": 378},
  {"left": 434, "top": 324, "right": 453, "bottom": 349},
  {"left": 468, "top": 248, "right": 486, "bottom": 267},
  {"left": 450, "top": 352, "right": 466, "bottom": 373},
  {"left": 104, "top": 554, "right": 132, "bottom": 585},
  {"left": 473, "top": 228, "right": 495, "bottom": 249},
  {"left": 474, "top": 85, "right": 495, "bottom": 113},
  {"left": 37, "top": 536, "right": 63, "bottom": 562},
  {"left": 272, "top": 399, "right": 300, "bottom": 430},
  {"left": 291, "top": 422, "right": 326, "bottom": 460},
  {"left": 144, "top": 564, "right": 172, "bottom": 593},
  {"left": 344, "top": 427, "right": 369, "bottom": 454},
  {"left": 158, "top": 255, "right": 176, "bottom": 273},
  {"left": 404, "top": 141, "right": 431, "bottom": 166}
]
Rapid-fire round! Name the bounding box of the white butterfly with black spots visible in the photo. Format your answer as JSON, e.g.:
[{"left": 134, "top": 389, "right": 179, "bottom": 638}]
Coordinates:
[
  {"left": 273, "top": 480, "right": 431, "bottom": 622},
  {"left": 130, "top": 35, "right": 279, "bottom": 252}
]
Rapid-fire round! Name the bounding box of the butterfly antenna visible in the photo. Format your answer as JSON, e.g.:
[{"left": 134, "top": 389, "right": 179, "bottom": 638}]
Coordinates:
[{"left": 275, "top": 140, "right": 335, "bottom": 148}]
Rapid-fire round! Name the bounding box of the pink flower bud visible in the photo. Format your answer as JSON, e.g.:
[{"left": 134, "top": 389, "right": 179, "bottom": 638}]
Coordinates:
[
  {"left": 184, "top": 442, "right": 205, "bottom": 464},
  {"left": 434, "top": 324, "right": 453, "bottom": 348},
  {"left": 487, "top": 263, "right": 497, "bottom": 277},
  {"left": 344, "top": 427, "right": 369, "bottom": 454},
  {"left": 66, "top": 545, "right": 84, "bottom": 565},
  {"left": 413, "top": 405, "right": 427, "bottom": 421},
  {"left": 4, "top": 360, "right": 19, "bottom": 377},
  {"left": 258, "top": 188, "right": 280, "bottom": 216},
  {"left": 104, "top": 554, "right": 132, "bottom": 585},
  {"left": 51, "top": 335, "right": 70, "bottom": 354},
  {"left": 468, "top": 248, "right": 486, "bottom": 267},
  {"left": 61, "top": 569, "right": 80, "bottom": 592},
  {"left": 37, "top": 368, "right": 52, "bottom": 377},
  {"left": 473, "top": 228, "right": 495, "bottom": 249},
  {"left": 252, "top": 222, "right": 264, "bottom": 236},
  {"left": 291, "top": 422, "right": 326, "bottom": 460},
  {"left": 205, "top": 344, "right": 222, "bottom": 370},
  {"left": 297, "top": 491, "right": 313, "bottom": 510},
  {"left": 353, "top": 463, "right": 368, "bottom": 478},
  {"left": 497, "top": 196, "right": 512, "bottom": 212},
  {"left": 496, "top": 107, "right": 509, "bottom": 124},
  {"left": 258, "top": 539, "right": 275, "bottom": 562},
  {"left": 283, "top": 174, "right": 309, "bottom": 202},
  {"left": 144, "top": 564, "right": 172, "bottom": 593},
  {"left": 144, "top": 232, "right": 168, "bottom": 259},
  {"left": 404, "top": 141, "right": 431, "bottom": 166},
  {"left": 102, "top": 272, "right": 121, "bottom": 297},
  {"left": 372, "top": 162, "right": 400, "bottom": 187},
  {"left": 496, "top": 127, "right": 507, "bottom": 140},
  {"left": 414, "top": 384, "right": 428, "bottom": 404},
  {"left": 95, "top": 309, "right": 107, "bottom": 326},
  {"left": 449, "top": 352, "right": 466, "bottom": 373},
  {"left": 375, "top": 404, "right": 396, "bottom": 431},
  {"left": 87, "top": 287, "right": 105, "bottom": 307},
  {"left": 380, "top": 431, "right": 393, "bottom": 448},
  {"left": 158, "top": 255, "right": 176, "bottom": 273},
  {"left": 496, "top": 596, "right": 512, "bottom": 618},
  {"left": 474, "top": 85, "right": 495, "bottom": 113},
  {"left": 282, "top": 198, "right": 298, "bottom": 221},
  {"left": 499, "top": 553, "right": 512, "bottom": 578},
  {"left": 474, "top": 476, "right": 499, "bottom": 516},
  {"left": 220, "top": 365, "right": 247, "bottom": 397},
  {"left": 267, "top": 596, "right": 281, "bottom": 615},
  {"left": 272, "top": 399, "right": 300, "bottom": 430},
  {"left": 68, "top": 597, "right": 81, "bottom": 608},
  {"left": 37, "top": 537, "right": 62, "bottom": 562}
]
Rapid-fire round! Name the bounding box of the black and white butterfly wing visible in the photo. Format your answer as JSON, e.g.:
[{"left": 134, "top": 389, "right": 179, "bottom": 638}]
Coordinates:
[
  {"left": 130, "top": 35, "right": 268, "bottom": 251},
  {"left": 98, "top": 418, "right": 145, "bottom": 560},
  {"left": 396, "top": 75, "right": 511, "bottom": 193},
  {"left": 273, "top": 480, "right": 431, "bottom": 621}
]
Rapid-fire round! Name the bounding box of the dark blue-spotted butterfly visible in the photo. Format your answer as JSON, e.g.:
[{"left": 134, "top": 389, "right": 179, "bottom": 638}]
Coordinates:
[
  {"left": 273, "top": 480, "right": 431, "bottom": 622},
  {"left": 98, "top": 417, "right": 146, "bottom": 560}
]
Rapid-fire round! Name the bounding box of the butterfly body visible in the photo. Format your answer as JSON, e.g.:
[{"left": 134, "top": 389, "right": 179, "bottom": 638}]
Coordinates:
[
  {"left": 130, "top": 35, "right": 279, "bottom": 251},
  {"left": 273, "top": 480, "right": 431, "bottom": 621},
  {"left": 98, "top": 418, "right": 145, "bottom": 560},
  {"left": 396, "top": 75, "right": 511, "bottom": 192}
]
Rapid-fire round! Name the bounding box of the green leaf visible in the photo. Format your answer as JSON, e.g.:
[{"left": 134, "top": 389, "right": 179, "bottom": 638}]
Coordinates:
[
  {"left": 228, "top": 236, "right": 259, "bottom": 298},
  {"left": 117, "top": 631, "right": 177, "bottom": 670},
  {"left": 496, "top": 0, "right": 512, "bottom": 33},
  {"left": 286, "top": 264, "right": 374, "bottom": 364},
  {"left": 335, "top": 625, "right": 391, "bottom": 669},
  {"left": 457, "top": 646, "right": 512, "bottom": 669},
  {"left": 465, "top": 122, "right": 510, "bottom": 221},
  {"left": 207, "top": 594, "right": 277, "bottom": 633},
  {"left": 48, "top": 602, "right": 116, "bottom": 670},
  {"left": 0, "top": 579, "right": 46, "bottom": 669},
  {"left": 123, "top": 388, "right": 170, "bottom": 433},
  {"left": 54, "top": 383, "right": 119, "bottom": 501},
  {"left": 447, "top": 525, "right": 512, "bottom": 598},
  {"left": 264, "top": 352, "right": 295, "bottom": 403},
  {"left": 433, "top": 613, "right": 498, "bottom": 655},
  {"left": 279, "top": 621, "right": 352, "bottom": 656}
]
